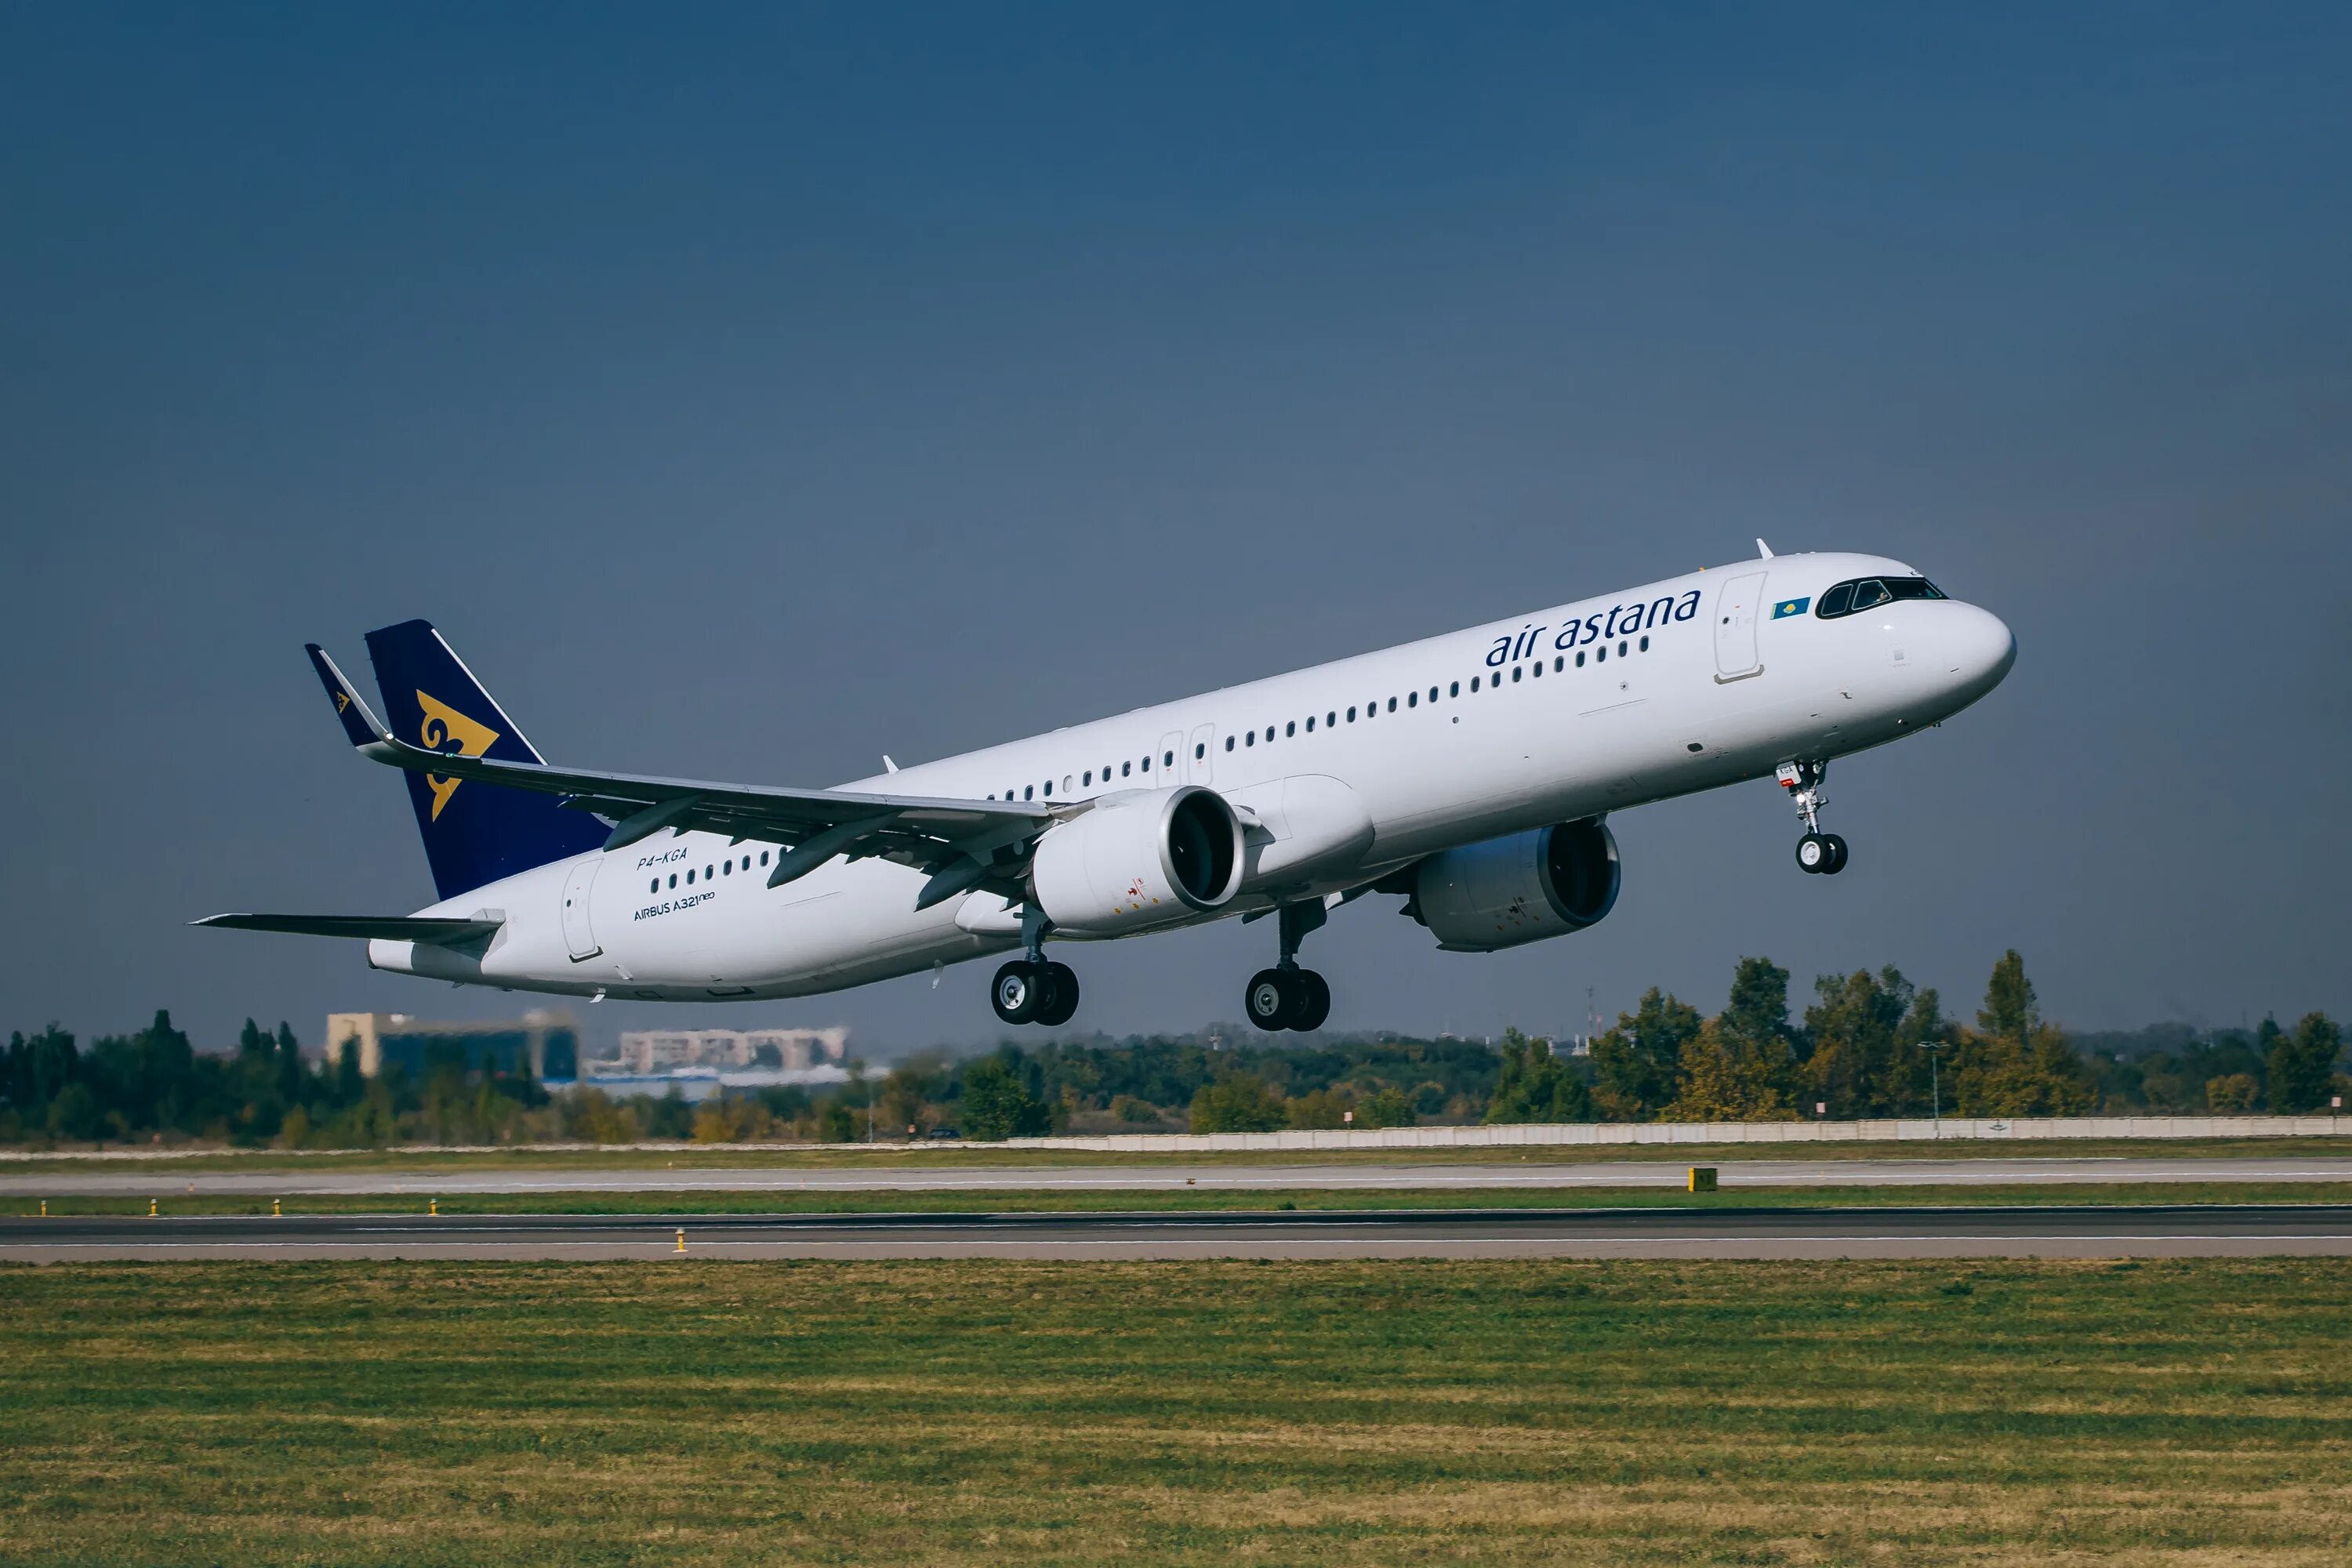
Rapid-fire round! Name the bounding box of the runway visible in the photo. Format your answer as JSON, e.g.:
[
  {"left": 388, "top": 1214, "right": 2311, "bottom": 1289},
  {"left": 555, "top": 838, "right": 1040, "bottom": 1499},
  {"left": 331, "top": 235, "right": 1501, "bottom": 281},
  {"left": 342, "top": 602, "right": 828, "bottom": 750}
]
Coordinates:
[
  {"left": 8, "top": 1155, "right": 2352, "bottom": 1198},
  {"left": 10, "top": 1203, "right": 2352, "bottom": 1260}
]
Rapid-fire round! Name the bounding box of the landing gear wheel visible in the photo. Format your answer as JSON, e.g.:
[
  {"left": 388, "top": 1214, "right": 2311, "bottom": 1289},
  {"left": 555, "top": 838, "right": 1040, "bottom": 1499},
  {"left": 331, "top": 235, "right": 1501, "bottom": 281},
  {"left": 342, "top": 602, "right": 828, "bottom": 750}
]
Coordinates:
[
  {"left": 1818, "top": 834, "right": 1849, "bottom": 875},
  {"left": 1291, "top": 969, "right": 1331, "bottom": 1032},
  {"left": 1035, "top": 961, "right": 1080, "bottom": 1026},
  {"left": 1796, "top": 833, "right": 1831, "bottom": 874},
  {"left": 990, "top": 960, "right": 1041, "bottom": 1025},
  {"left": 1245, "top": 968, "right": 1298, "bottom": 1032}
]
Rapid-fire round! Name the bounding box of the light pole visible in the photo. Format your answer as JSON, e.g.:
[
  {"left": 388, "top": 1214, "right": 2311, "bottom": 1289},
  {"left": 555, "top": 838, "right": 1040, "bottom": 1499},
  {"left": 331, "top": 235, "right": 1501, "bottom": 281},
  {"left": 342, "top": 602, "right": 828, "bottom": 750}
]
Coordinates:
[{"left": 1920, "top": 1040, "right": 1948, "bottom": 1137}]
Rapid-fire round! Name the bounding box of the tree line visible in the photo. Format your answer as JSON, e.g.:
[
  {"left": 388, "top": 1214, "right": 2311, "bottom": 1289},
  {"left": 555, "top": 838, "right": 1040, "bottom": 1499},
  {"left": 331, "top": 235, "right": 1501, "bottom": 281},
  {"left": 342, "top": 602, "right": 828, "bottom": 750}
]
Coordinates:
[{"left": 5, "top": 950, "right": 2342, "bottom": 1145}]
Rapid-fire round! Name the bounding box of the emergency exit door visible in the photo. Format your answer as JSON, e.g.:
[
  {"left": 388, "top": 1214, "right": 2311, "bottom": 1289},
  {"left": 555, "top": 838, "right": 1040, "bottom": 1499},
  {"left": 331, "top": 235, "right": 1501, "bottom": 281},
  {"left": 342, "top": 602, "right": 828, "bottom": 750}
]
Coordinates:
[
  {"left": 560, "top": 858, "right": 602, "bottom": 961},
  {"left": 1714, "top": 572, "right": 1768, "bottom": 681}
]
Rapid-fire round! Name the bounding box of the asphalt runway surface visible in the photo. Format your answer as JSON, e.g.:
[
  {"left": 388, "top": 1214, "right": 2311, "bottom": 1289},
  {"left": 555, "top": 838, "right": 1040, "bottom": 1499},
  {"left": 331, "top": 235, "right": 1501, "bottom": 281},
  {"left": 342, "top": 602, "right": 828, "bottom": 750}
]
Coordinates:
[
  {"left": 7, "top": 1156, "right": 2352, "bottom": 1197},
  {"left": 10, "top": 1204, "right": 2352, "bottom": 1260}
]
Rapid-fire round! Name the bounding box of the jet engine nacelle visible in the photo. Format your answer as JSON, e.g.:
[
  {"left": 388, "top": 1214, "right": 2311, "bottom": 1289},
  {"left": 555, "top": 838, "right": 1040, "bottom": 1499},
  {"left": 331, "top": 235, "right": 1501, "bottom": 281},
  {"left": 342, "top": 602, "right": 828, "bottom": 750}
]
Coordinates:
[
  {"left": 1410, "top": 818, "right": 1621, "bottom": 953},
  {"left": 1029, "top": 786, "right": 1244, "bottom": 936}
]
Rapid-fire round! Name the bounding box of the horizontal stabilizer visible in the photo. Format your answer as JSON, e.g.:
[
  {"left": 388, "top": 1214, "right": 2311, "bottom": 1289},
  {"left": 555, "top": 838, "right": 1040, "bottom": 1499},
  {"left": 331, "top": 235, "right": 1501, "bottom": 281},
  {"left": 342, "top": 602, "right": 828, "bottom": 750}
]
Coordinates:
[{"left": 191, "top": 913, "right": 504, "bottom": 946}]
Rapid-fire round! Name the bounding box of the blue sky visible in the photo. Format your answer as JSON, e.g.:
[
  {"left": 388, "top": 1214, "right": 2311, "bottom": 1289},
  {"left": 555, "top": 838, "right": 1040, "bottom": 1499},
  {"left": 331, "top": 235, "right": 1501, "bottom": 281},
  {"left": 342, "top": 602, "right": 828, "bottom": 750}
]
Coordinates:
[{"left": 3, "top": 5, "right": 2347, "bottom": 1054}]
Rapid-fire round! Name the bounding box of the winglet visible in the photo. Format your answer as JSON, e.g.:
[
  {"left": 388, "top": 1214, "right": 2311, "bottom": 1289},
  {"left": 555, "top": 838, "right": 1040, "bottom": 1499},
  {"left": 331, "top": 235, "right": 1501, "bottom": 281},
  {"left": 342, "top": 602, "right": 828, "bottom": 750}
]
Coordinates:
[{"left": 305, "top": 643, "right": 391, "bottom": 748}]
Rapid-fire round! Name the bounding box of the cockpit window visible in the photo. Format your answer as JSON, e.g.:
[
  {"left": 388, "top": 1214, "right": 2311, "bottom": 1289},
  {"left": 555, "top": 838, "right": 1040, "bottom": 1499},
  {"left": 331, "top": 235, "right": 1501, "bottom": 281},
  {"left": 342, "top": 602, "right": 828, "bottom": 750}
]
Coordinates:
[{"left": 1817, "top": 576, "right": 1944, "bottom": 619}]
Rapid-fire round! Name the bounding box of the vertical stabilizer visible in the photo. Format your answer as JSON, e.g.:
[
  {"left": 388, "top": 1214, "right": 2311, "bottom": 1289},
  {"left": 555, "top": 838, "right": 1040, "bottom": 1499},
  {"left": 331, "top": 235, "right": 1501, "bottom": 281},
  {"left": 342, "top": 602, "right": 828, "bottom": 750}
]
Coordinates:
[{"left": 361, "top": 620, "right": 608, "bottom": 901}]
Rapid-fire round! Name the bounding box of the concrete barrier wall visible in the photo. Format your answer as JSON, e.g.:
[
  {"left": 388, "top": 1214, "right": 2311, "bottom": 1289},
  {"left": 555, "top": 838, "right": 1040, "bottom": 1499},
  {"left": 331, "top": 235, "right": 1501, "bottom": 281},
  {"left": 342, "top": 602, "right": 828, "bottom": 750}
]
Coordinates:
[
  {"left": 992, "top": 1114, "right": 2352, "bottom": 1154},
  {"left": 6, "top": 1114, "right": 2347, "bottom": 1160}
]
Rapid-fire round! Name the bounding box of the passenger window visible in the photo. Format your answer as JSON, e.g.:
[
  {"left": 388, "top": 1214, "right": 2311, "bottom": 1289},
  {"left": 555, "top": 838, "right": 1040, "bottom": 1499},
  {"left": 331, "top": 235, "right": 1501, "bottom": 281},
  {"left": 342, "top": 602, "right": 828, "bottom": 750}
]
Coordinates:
[
  {"left": 1639, "top": 635, "right": 1650, "bottom": 652},
  {"left": 1043, "top": 782, "right": 1053, "bottom": 797},
  {"left": 649, "top": 878, "right": 659, "bottom": 894},
  {"left": 1576, "top": 651, "right": 1585, "bottom": 667},
  {"left": 686, "top": 869, "right": 695, "bottom": 884},
  {"left": 1083, "top": 770, "right": 1092, "bottom": 786},
  {"left": 1386, "top": 697, "right": 1396, "bottom": 712},
  {"left": 1224, "top": 735, "right": 1234, "bottom": 751},
  {"left": 1305, "top": 716, "right": 1315, "bottom": 731},
  {"left": 1530, "top": 661, "right": 1540, "bottom": 677},
  {"left": 1407, "top": 691, "right": 1417, "bottom": 707},
  {"left": 1449, "top": 681, "right": 1459, "bottom": 698},
  {"left": 1364, "top": 700, "right": 1375, "bottom": 718},
  {"left": 1347, "top": 706, "right": 1357, "bottom": 720},
  {"left": 721, "top": 861, "right": 731, "bottom": 876},
  {"left": 1597, "top": 647, "right": 1607, "bottom": 663},
  {"left": 668, "top": 873, "right": 677, "bottom": 889},
  {"left": 1244, "top": 731, "right": 1254, "bottom": 747},
  {"left": 1512, "top": 666, "right": 1522, "bottom": 683},
  {"left": 1554, "top": 655, "right": 1563, "bottom": 672},
  {"left": 1428, "top": 686, "right": 1439, "bottom": 702},
  {"left": 1286, "top": 720, "right": 1296, "bottom": 736},
  {"left": 1265, "top": 726, "right": 1274, "bottom": 742},
  {"left": 760, "top": 851, "right": 768, "bottom": 865},
  {"left": 1617, "top": 641, "right": 1627, "bottom": 657},
  {"left": 1469, "top": 677, "right": 1479, "bottom": 692},
  {"left": 705, "top": 865, "right": 713, "bottom": 879},
  {"left": 1327, "top": 711, "right": 1337, "bottom": 726},
  {"left": 1023, "top": 786, "right": 1033, "bottom": 800},
  {"left": 1122, "top": 760, "right": 1131, "bottom": 777}
]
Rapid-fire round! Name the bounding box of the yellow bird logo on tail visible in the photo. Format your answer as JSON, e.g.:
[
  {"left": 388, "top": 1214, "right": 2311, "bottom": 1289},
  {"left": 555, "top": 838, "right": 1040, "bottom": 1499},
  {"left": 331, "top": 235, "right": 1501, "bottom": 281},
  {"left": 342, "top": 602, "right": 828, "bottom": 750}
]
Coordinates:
[{"left": 416, "top": 691, "right": 499, "bottom": 821}]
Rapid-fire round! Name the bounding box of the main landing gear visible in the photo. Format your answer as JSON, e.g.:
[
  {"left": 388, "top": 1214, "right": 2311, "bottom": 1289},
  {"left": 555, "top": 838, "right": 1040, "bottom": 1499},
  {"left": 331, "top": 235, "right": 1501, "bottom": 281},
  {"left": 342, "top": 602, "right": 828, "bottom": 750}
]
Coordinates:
[
  {"left": 1778, "top": 758, "right": 1849, "bottom": 875},
  {"left": 991, "top": 906, "right": 1078, "bottom": 1027},
  {"left": 1245, "top": 899, "right": 1334, "bottom": 1033}
]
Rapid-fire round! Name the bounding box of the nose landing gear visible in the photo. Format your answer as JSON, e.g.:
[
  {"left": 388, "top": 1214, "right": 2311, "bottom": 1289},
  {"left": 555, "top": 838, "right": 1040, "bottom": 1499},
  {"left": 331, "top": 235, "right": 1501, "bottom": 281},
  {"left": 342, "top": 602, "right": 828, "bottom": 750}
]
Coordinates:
[
  {"left": 1244, "top": 898, "right": 1334, "bottom": 1032},
  {"left": 1778, "top": 758, "right": 1849, "bottom": 875},
  {"left": 990, "top": 906, "right": 1080, "bottom": 1026}
]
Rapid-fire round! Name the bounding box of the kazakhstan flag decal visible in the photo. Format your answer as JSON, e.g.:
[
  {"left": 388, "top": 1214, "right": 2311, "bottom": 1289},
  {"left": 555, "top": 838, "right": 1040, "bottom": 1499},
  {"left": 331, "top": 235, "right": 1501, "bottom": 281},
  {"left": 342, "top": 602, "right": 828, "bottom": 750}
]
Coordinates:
[{"left": 1771, "top": 597, "right": 1811, "bottom": 619}]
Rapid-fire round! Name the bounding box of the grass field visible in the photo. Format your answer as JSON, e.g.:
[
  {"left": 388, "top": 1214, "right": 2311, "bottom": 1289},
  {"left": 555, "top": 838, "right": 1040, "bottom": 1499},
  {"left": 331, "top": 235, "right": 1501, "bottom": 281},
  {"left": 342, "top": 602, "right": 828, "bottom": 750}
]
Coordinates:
[
  {"left": 3, "top": 1258, "right": 2349, "bottom": 1565},
  {"left": 16, "top": 1181, "right": 2352, "bottom": 1217},
  {"left": 5, "top": 1134, "right": 2351, "bottom": 1175}
]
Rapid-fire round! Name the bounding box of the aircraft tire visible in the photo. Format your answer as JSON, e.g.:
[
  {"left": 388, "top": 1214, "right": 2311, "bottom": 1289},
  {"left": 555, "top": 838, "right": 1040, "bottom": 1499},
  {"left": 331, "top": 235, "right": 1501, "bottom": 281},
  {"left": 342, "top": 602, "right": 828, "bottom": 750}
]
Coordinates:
[
  {"left": 1036, "top": 962, "right": 1080, "bottom": 1026},
  {"left": 1291, "top": 970, "right": 1331, "bottom": 1032},
  {"left": 1820, "top": 834, "right": 1849, "bottom": 875},
  {"left": 1245, "top": 968, "right": 1295, "bottom": 1032},
  {"left": 991, "top": 960, "right": 1043, "bottom": 1025},
  {"left": 1795, "top": 833, "right": 1829, "bottom": 873}
]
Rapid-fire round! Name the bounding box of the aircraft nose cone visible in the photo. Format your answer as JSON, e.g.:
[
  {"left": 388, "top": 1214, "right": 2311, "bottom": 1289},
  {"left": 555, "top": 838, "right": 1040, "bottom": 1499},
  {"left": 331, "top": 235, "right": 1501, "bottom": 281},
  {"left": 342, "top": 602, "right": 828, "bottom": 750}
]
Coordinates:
[{"left": 1946, "top": 604, "right": 2016, "bottom": 694}]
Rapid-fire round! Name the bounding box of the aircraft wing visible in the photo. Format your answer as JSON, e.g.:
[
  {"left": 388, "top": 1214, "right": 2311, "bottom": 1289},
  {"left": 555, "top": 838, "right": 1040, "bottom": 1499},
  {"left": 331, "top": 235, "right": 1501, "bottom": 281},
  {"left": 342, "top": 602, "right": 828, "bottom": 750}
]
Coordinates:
[
  {"left": 191, "top": 913, "right": 504, "bottom": 945},
  {"left": 304, "top": 643, "right": 1058, "bottom": 898}
]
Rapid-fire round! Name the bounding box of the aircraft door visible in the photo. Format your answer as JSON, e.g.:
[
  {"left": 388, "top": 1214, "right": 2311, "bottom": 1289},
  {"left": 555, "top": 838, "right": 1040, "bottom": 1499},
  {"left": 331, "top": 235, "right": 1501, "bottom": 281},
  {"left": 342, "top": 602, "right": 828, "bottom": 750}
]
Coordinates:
[
  {"left": 559, "top": 858, "right": 602, "bottom": 961},
  {"left": 1714, "top": 572, "right": 1768, "bottom": 681},
  {"left": 1157, "top": 730, "right": 1185, "bottom": 788},
  {"left": 1188, "top": 724, "right": 1217, "bottom": 785}
]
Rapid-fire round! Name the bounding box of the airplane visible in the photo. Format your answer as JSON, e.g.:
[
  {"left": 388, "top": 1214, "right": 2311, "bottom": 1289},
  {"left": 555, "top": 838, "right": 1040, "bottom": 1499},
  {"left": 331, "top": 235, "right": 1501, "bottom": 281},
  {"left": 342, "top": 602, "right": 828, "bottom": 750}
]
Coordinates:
[{"left": 198, "top": 544, "right": 2014, "bottom": 1032}]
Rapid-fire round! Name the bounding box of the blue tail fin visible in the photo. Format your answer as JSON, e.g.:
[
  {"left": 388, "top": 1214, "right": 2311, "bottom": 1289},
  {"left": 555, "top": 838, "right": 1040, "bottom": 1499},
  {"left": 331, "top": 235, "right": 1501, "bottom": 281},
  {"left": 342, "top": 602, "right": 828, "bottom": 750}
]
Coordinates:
[{"left": 361, "top": 619, "right": 608, "bottom": 902}]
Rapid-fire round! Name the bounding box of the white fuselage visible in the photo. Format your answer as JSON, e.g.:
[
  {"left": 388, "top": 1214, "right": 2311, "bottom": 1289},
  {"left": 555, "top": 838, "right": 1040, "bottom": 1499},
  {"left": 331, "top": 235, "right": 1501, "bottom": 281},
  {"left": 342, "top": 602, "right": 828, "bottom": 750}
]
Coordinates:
[{"left": 368, "top": 551, "right": 2015, "bottom": 1001}]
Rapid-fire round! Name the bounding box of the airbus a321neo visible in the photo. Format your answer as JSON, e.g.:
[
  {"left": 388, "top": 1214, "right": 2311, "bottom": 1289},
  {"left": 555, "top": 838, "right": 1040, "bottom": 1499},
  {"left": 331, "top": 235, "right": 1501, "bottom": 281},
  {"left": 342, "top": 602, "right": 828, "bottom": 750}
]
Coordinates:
[{"left": 200, "top": 544, "right": 2014, "bottom": 1032}]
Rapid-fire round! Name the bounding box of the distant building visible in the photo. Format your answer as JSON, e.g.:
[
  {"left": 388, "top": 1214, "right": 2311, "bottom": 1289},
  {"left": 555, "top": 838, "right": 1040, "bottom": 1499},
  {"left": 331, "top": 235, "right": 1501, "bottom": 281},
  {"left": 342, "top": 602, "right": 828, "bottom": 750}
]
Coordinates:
[
  {"left": 598, "top": 1027, "right": 848, "bottom": 1076},
  {"left": 325, "top": 1011, "right": 579, "bottom": 1081}
]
